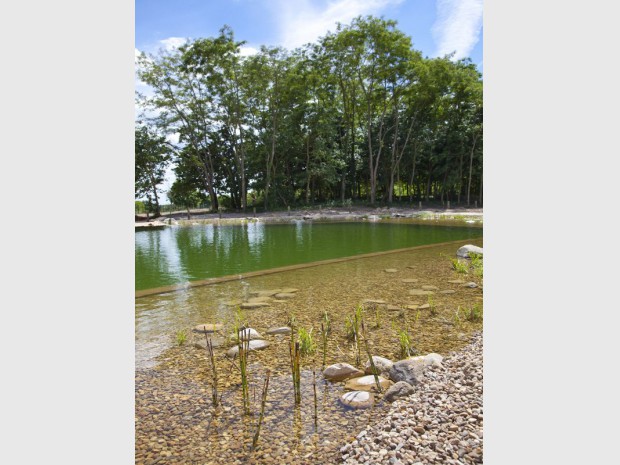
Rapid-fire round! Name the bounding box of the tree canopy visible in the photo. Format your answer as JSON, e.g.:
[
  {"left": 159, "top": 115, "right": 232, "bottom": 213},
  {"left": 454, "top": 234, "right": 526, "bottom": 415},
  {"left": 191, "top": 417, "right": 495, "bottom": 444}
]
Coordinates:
[{"left": 135, "top": 16, "right": 483, "bottom": 211}]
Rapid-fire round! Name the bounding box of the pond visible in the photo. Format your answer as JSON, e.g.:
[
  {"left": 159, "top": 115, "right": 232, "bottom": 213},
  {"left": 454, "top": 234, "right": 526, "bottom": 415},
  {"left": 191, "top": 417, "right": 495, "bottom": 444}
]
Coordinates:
[
  {"left": 135, "top": 220, "right": 482, "bottom": 292},
  {"left": 135, "top": 224, "right": 483, "bottom": 465}
]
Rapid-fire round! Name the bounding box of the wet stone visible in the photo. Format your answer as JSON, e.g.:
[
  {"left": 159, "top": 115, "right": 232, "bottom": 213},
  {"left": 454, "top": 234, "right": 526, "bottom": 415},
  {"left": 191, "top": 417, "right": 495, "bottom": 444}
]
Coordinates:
[
  {"left": 409, "top": 289, "right": 435, "bottom": 296},
  {"left": 324, "top": 363, "right": 364, "bottom": 382},
  {"left": 237, "top": 328, "right": 262, "bottom": 340},
  {"left": 274, "top": 293, "right": 296, "bottom": 299},
  {"left": 345, "top": 375, "right": 392, "bottom": 392},
  {"left": 340, "top": 391, "right": 375, "bottom": 409},
  {"left": 225, "top": 339, "right": 270, "bottom": 357},
  {"left": 266, "top": 326, "right": 292, "bottom": 335},
  {"left": 364, "top": 356, "right": 394, "bottom": 375},
  {"left": 240, "top": 302, "right": 270, "bottom": 309},
  {"left": 462, "top": 282, "right": 479, "bottom": 288},
  {"left": 384, "top": 269, "right": 398, "bottom": 273},
  {"left": 192, "top": 324, "right": 223, "bottom": 333},
  {"left": 439, "top": 289, "right": 456, "bottom": 294},
  {"left": 401, "top": 278, "right": 419, "bottom": 283},
  {"left": 278, "top": 288, "right": 299, "bottom": 294},
  {"left": 421, "top": 285, "right": 439, "bottom": 290}
]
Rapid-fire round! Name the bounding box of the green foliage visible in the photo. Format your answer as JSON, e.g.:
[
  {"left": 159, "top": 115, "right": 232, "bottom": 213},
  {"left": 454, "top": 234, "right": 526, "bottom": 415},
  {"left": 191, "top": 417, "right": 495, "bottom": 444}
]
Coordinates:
[
  {"left": 451, "top": 258, "right": 469, "bottom": 274},
  {"left": 322, "top": 311, "right": 331, "bottom": 334},
  {"left": 453, "top": 307, "right": 462, "bottom": 329},
  {"left": 175, "top": 329, "right": 187, "bottom": 346},
  {"left": 469, "top": 252, "right": 483, "bottom": 278},
  {"left": 135, "top": 201, "right": 146, "bottom": 214},
  {"left": 466, "top": 304, "right": 483, "bottom": 322},
  {"left": 398, "top": 328, "right": 414, "bottom": 358},
  {"left": 297, "top": 327, "right": 316, "bottom": 356},
  {"left": 345, "top": 305, "right": 364, "bottom": 341},
  {"left": 428, "top": 295, "right": 437, "bottom": 316}
]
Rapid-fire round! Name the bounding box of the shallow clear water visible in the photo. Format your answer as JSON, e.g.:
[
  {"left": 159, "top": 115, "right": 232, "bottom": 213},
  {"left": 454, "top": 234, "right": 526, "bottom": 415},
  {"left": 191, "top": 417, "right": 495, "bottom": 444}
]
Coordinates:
[{"left": 135, "top": 221, "right": 481, "bottom": 291}]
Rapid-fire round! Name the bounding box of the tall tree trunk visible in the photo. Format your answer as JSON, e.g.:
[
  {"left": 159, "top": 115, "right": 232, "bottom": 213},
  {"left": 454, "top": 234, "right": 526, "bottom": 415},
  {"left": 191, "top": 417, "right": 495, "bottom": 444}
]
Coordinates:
[{"left": 467, "top": 132, "right": 480, "bottom": 206}]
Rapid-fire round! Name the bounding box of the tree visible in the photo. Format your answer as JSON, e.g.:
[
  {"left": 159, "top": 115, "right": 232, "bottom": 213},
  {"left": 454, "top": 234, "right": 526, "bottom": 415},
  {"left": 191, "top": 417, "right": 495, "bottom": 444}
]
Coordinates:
[{"left": 135, "top": 124, "right": 171, "bottom": 217}]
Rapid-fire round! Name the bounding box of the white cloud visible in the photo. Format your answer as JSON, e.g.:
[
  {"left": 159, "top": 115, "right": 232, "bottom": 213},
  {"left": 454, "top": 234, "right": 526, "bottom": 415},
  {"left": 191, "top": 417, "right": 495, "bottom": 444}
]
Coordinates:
[
  {"left": 274, "top": 0, "right": 404, "bottom": 49},
  {"left": 432, "top": 0, "right": 482, "bottom": 60},
  {"left": 159, "top": 37, "right": 189, "bottom": 51},
  {"left": 239, "top": 45, "right": 259, "bottom": 57}
]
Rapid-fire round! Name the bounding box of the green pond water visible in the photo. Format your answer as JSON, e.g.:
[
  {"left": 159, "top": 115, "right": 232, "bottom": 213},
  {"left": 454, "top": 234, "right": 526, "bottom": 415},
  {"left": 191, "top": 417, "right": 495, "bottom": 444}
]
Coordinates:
[{"left": 135, "top": 220, "right": 482, "bottom": 291}]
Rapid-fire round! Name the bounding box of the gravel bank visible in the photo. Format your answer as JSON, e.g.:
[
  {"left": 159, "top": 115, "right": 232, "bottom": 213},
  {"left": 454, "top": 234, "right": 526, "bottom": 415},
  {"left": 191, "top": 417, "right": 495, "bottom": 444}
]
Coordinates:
[{"left": 340, "top": 333, "right": 483, "bottom": 465}]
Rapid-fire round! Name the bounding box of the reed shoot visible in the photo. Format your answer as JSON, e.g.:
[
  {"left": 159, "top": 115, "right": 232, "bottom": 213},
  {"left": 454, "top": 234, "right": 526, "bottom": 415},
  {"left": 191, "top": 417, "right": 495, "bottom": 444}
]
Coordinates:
[
  {"left": 321, "top": 322, "right": 328, "bottom": 369},
  {"left": 398, "top": 328, "right": 414, "bottom": 358},
  {"left": 205, "top": 332, "right": 219, "bottom": 407},
  {"left": 289, "top": 340, "right": 302, "bottom": 405},
  {"left": 451, "top": 258, "right": 469, "bottom": 274},
  {"left": 466, "top": 304, "right": 483, "bottom": 322},
  {"left": 312, "top": 362, "right": 318, "bottom": 429},
  {"left": 176, "top": 329, "right": 187, "bottom": 346},
  {"left": 298, "top": 327, "right": 316, "bottom": 356},
  {"left": 251, "top": 369, "right": 270, "bottom": 450},
  {"left": 238, "top": 328, "right": 251, "bottom": 414},
  {"left": 361, "top": 320, "right": 382, "bottom": 392}
]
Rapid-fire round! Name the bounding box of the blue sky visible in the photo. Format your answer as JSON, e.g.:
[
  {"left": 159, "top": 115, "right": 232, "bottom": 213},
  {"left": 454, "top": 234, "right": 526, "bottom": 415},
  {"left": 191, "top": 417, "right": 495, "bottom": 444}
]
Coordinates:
[{"left": 135, "top": 0, "right": 483, "bottom": 202}]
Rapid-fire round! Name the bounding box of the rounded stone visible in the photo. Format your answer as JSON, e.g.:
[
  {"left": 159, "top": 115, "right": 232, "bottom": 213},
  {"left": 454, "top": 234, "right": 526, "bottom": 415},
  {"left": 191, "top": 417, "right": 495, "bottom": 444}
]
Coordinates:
[
  {"left": 384, "top": 381, "right": 415, "bottom": 402},
  {"left": 226, "top": 339, "right": 270, "bottom": 357},
  {"left": 237, "top": 328, "right": 262, "bottom": 340},
  {"left": 345, "top": 375, "right": 392, "bottom": 391},
  {"left": 389, "top": 359, "right": 423, "bottom": 385},
  {"left": 456, "top": 244, "right": 483, "bottom": 258},
  {"left": 364, "top": 356, "right": 394, "bottom": 375},
  {"left": 462, "top": 282, "right": 478, "bottom": 288},
  {"left": 193, "top": 324, "right": 223, "bottom": 333},
  {"left": 340, "top": 391, "right": 375, "bottom": 409},
  {"left": 324, "top": 363, "right": 365, "bottom": 382}
]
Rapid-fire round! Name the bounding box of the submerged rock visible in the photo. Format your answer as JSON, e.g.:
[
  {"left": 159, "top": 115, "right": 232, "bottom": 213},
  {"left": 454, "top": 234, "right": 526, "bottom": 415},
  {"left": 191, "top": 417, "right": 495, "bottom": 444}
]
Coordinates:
[
  {"left": 417, "top": 303, "right": 430, "bottom": 310},
  {"left": 192, "top": 324, "right": 223, "bottom": 333},
  {"left": 462, "top": 282, "right": 479, "bottom": 288},
  {"left": 340, "top": 391, "right": 375, "bottom": 409},
  {"left": 192, "top": 336, "right": 225, "bottom": 350},
  {"left": 384, "top": 381, "right": 415, "bottom": 402},
  {"left": 421, "top": 285, "right": 439, "bottom": 291},
  {"left": 408, "top": 289, "right": 435, "bottom": 296},
  {"left": 226, "top": 339, "right": 270, "bottom": 357},
  {"left": 439, "top": 289, "right": 456, "bottom": 294},
  {"left": 237, "top": 328, "right": 262, "bottom": 341},
  {"left": 324, "top": 363, "right": 364, "bottom": 382},
  {"left": 278, "top": 288, "right": 299, "bottom": 294},
  {"left": 386, "top": 305, "right": 402, "bottom": 311},
  {"left": 447, "top": 279, "right": 466, "bottom": 284},
  {"left": 344, "top": 375, "right": 392, "bottom": 392},
  {"left": 401, "top": 278, "right": 419, "bottom": 283},
  {"left": 266, "top": 326, "right": 292, "bottom": 335},
  {"left": 384, "top": 269, "right": 398, "bottom": 273},
  {"left": 363, "top": 299, "right": 387, "bottom": 305},
  {"left": 456, "top": 244, "right": 483, "bottom": 258},
  {"left": 274, "top": 292, "right": 296, "bottom": 299},
  {"left": 240, "top": 302, "right": 270, "bottom": 309}
]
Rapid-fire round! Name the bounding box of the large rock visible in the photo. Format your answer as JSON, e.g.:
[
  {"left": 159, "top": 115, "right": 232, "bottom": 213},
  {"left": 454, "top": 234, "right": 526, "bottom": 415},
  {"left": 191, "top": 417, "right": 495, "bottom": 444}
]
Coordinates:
[
  {"left": 344, "top": 375, "right": 392, "bottom": 392},
  {"left": 384, "top": 381, "right": 415, "bottom": 402},
  {"left": 323, "top": 363, "right": 364, "bottom": 382},
  {"left": 339, "top": 391, "right": 375, "bottom": 409},
  {"left": 193, "top": 323, "right": 223, "bottom": 333},
  {"left": 364, "top": 356, "right": 394, "bottom": 376},
  {"left": 226, "top": 339, "right": 270, "bottom": 357},
  {"left": 388, "top": 359, "right": 423, "bottom": 385},
  {"left": 456, "top": 244, "right": 483, "bottom": 258},
  {"left": 237, "top": 328, "right": 262, "bottom": 341}
]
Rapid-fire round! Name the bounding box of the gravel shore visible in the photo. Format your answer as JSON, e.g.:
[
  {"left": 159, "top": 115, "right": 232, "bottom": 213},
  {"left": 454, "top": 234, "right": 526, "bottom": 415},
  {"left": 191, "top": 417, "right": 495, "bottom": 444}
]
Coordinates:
[{"left": 340, "top": 333, "right": 483, "bottom": 465}]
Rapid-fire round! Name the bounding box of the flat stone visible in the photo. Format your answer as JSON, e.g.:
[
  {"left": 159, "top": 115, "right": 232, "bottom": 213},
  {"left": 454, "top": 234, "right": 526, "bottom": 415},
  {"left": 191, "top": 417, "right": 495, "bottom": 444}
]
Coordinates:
[
  {"left": 226, "top": 339, "right": 270, "bottom": 357},
  {"left": 240, "top": 302, "right": 270, "bottom": 309},
  {"left": 439, "top": 289, "right": 456, "bottom": 294},
  {"left": 192, "top": 336, "right": 225, "bottom": 350},
  {"left": 387, "top": 305, "right": 402, "bottom": 311},
  {"left": 323, "top": 363, "right": 364, "bottom": 382},
  {"left": 237, "top": 328, "right": 262, "bottom": 341},
  {"left": 384, "top": 381, "right": 415, "bottom": 402},
  {"left": 274, "top": 293, "right": 296, "bottom": 299},
  {"left": 363, "top": 299, "right": 387, "bottom": 305},
  {"left": 364, "top": 356, "right": 394, "bottom": 376},
  {"left": 193, "top": 324, "right": 223, "bottom": 333},
  {"left": 278, "top": 288, "right": 299, "bottom": 294},
  {"left": 250, "top": 290, "right": 281, "bottom": 297},
  {"left": 421, "top": 285, "right": 439, "bottom": 290},
  {"left": 456, "top": 244, "right": 483, "bottom": 258},
  {"left": 401, "top": 279, "right": 419, "bottom": 283},
  {"left": 417, "top": 303, "right": 430, "bottom": 310},
  {"left": 222, "top": 301, "right": 242, "bottom": 307},
  {"left": 462, "top": 282, "right": 479, "bottom": 288},
  {"left": 406, "top": 305, "right": 419, "bottom": 310},
  {"left": 345, "top": 375, "right": 392, "bottom": 392},
  {"left": 408, "top": 289, "right": 435, "bottom": 296},
  {"left": 246, "top": 296, "right": 272, "bottom": 303},
  {"left": 447, "top": 279, "right": 466, "bottom": 284},
  {"left": 384, "top": 269, "right": 398, "bottom": 273},
  {"left": 340, "top": 391, "right": 375, "bottom": 409},
  {"left": 266, "top": 326, "right": 292, "bottom": 335}
]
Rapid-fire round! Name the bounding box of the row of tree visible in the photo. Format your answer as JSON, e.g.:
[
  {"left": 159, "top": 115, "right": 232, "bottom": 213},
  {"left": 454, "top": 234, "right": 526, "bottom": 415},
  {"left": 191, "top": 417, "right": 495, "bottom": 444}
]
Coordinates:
[{"left": 135, "top": 16, "right": 482, "bottom": 215}]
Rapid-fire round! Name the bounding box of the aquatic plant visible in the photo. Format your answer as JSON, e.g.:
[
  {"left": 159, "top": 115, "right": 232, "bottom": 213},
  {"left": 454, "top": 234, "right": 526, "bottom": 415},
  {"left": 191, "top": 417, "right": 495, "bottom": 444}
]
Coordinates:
[
  {"left": 398, "top": 328, "right": 414, "bottom": 358},
  {"left": 466, "top": 304, "right": 483, "bottom": 322},
  {"left": 298, "top": 327, "right": 316, "bottom": 356},
  {"left": 322, "top": 311, "right": 331, "bottom": 335},
  {"left": 312, "top": 363, "right": 318, "bottom": 429},
  {"left": 428, "top": 294, "right": 438, "bottom": 316},
  {"left": 374, "top": 305, "right": 382, "bottom": 329},
  {"left": 469, "top": 252, "right": 483, "bottom": 277},
  {"left": 345, "top": 305, "right": 364, "bottom": 365},
  {"left": 361, "top": 320, "right": 382, "bottom": 392},
  {"left": 176, "top": 329, "right": 187, "bottom": 346},
  {"left": 252, "top": 369, "right": 270, "bottom": 450},
  {"left": 204, "top": 333, "right": 219, "bottom": 407},
  {"left": 238, "top": 329, "right": 251, "bottom": 414},
  {"left": 289, "top": 339, "right": 302, "bottom": 405},
  {"left": 453, "top": 307, "right": 462, "bottom": 329},
  {"left": 320, "top": 322, "right": 328, "bottom": 369},
  {"left": 451, "top": 258, "right": 469, "bottom": 274}
]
